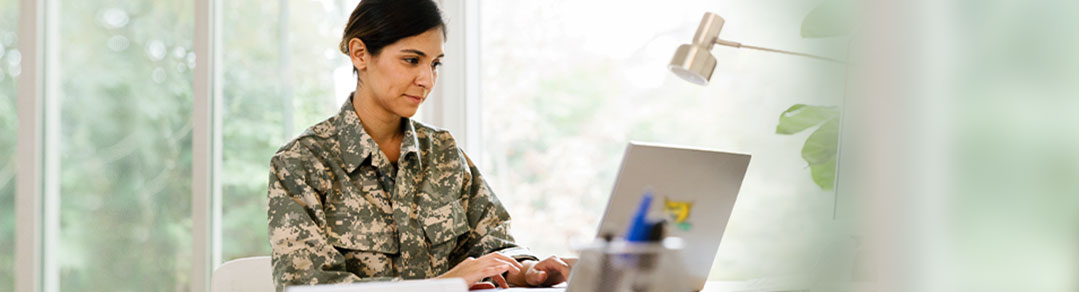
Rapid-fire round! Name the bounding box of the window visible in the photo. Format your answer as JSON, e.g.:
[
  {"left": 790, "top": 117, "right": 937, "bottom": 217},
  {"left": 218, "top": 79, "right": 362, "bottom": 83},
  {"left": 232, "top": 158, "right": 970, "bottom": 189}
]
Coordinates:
[
  {"left": 478, "top": 0, "right": 842, "bottom": 280},
  {"left": 55, "top": 0, "right": 193, "bottom": 290},
  {"left": 8, "top": 0, "right": 845, "bottom": 290},
  {"left": 0, "top": 0, "right": 17, "bottom": 289},
  {"left": 219, "top": 0, "right": 360, "bottom": 262}
]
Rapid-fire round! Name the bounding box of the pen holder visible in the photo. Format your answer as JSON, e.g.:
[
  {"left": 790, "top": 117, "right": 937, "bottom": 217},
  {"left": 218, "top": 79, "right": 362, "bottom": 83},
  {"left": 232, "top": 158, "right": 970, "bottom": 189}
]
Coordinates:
[{"left": 566, "top": 237, "right": 690, "bottom": 292}]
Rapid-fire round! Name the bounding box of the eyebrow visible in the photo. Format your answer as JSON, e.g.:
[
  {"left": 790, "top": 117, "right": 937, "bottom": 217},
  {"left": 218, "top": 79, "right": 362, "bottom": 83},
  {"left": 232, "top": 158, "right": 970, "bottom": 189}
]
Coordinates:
[{"left": 401, "top": 49, "right": 445, "bottom": 59}]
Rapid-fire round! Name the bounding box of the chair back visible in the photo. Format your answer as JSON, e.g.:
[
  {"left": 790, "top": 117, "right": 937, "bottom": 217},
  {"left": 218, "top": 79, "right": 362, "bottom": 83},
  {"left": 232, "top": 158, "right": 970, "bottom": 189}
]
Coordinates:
[{"left": 212, "top": 256, "right": 274, "bottom": 292}]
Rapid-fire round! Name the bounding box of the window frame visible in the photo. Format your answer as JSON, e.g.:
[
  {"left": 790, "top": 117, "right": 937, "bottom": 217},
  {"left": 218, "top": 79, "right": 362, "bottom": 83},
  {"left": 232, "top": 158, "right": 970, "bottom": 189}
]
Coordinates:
[
  {"left": 192, "top": 0, "right": 222, "bottom": 290},
  {"left": 423, "top": 0, "right": 484, "bottom": 163},
  {"left": 15, "top": 0, "right": 60, "bottom": 291}
]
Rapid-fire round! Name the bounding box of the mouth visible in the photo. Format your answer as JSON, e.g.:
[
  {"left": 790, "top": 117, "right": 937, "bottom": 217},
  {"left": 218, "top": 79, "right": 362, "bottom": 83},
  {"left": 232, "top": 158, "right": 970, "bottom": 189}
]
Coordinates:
[{"left": 404, "top": 94, "right": 424, "bottom": 104}]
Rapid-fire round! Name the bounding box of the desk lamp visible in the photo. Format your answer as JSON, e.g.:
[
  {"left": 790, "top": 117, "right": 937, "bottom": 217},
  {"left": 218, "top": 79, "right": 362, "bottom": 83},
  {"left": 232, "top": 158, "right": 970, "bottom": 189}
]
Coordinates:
[{"left": 669, "top": 12, "right": 843, "bottom": 85}]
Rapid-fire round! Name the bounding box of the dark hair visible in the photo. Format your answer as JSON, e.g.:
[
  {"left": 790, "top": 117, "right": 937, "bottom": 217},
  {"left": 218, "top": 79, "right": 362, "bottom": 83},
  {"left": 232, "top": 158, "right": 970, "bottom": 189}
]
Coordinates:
[{"left": 339, "top": 0, "right": 446, "bottom": 58}]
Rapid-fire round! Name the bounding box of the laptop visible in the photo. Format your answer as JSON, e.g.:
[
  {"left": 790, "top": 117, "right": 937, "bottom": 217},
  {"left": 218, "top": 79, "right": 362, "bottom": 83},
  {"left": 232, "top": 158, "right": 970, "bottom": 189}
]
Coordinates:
[
  {"left": 479, "top": 142, "right": 751, "bottom": 292},
  {"left": 566, "top": 142, "right": 751, "bottom": 291},
  {"left": 558, "top": 142, "right": 752, "bottom": 292}
]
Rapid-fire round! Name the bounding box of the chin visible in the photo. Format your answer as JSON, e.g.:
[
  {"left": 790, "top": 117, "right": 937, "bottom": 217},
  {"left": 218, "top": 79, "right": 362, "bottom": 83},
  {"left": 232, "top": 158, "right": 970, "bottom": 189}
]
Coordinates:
[{"left": 395, "top": 108, "right": 419, "bottom": 118}]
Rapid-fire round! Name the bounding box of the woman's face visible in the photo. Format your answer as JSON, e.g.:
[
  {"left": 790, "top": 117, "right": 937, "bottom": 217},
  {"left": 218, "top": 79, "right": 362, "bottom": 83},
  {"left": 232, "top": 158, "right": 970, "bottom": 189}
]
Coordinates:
[{"left": 354, "top": 28, "right": 444, "bottom": 118}]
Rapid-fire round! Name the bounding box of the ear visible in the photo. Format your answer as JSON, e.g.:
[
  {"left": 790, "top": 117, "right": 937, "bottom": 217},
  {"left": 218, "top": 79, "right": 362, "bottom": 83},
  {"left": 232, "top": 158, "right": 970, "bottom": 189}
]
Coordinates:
[{"left": 348, "top": 38, "right": 370, "bottom": 72}]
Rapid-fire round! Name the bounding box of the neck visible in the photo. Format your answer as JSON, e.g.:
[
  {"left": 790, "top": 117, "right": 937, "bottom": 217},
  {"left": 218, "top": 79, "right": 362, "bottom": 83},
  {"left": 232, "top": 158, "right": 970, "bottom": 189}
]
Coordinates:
[{"left": 351, "top": 89, "right": 403, "bottom": 143}]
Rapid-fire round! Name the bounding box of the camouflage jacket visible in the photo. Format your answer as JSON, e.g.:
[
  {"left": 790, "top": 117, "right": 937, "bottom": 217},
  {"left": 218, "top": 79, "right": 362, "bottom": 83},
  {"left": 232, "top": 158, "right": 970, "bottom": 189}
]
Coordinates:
[{"left": 267, "top": 98, "right": 536, "bottom": 291}]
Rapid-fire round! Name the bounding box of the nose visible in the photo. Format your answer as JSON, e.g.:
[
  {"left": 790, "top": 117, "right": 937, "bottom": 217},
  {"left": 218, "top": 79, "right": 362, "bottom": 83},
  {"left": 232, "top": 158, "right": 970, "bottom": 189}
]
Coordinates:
[{"left": 415, "top": 66, "right": 435, "bottom": 93}]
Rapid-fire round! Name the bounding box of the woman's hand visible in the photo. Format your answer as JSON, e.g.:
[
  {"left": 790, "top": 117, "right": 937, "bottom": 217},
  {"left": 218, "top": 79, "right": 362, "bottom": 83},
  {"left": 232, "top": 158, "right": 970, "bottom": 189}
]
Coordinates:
[
  {"left": 507, "top": 256, "right": 578, "bottom": 287},
  {"left": 437, "top": 252, "right": 523, "bottom": 289}
]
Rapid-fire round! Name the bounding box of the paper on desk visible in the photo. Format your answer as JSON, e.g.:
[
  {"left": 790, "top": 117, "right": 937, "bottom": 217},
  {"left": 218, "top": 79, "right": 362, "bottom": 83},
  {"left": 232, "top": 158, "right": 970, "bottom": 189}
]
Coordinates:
[{"left": 286, "top": 279, "right": 467, "bottom": 292}]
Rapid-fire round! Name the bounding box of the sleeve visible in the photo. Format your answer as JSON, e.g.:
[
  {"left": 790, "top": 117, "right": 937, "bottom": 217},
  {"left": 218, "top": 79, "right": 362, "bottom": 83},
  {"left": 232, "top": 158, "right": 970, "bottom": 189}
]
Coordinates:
[
  {"left": 452, "top": 150, "right": 540, "bottom": 263},
  {"left": 266, "top": 154, "right": 399, "bottom": 291}
]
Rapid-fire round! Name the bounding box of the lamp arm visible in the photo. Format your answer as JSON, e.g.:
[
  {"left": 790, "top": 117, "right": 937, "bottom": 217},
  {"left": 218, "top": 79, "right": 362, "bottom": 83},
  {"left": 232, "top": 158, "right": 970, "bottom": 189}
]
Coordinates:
[{"left": 715, "top": 39, "right": 845, "bottom": 63}]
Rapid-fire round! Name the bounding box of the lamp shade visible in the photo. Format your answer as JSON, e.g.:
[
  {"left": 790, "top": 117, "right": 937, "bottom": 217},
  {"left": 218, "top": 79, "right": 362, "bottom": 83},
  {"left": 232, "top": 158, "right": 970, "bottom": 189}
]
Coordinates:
[
  {"left": 669, "top": 13, "right": 724, "bottom": 85},
  {"left": 669, "top": 43, "right": 717, "bottom": 85}
]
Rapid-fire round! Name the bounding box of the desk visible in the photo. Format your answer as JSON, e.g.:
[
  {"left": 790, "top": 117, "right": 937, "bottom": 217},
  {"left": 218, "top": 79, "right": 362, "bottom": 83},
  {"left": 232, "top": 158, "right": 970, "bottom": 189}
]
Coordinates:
[
  {"left": 471, "top": 281, "right": 811, "bottom": 292},
  {"left": 290, "top": 279, "right": 872, "bottom": 292}
]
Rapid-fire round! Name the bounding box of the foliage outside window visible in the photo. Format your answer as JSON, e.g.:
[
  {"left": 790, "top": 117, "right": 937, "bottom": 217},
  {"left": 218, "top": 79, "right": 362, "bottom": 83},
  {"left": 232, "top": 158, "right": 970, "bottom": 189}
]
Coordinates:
[
  {"left": 219, "top": 0, "right": 357, "bottom": 263},
  {"left": 55, "top": 0, "right": 193, "bottom": 290}
]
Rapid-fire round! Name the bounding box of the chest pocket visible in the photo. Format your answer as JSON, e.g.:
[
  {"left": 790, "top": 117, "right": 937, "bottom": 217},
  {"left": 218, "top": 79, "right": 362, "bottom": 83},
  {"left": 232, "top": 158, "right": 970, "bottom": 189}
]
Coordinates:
[
  {"left": 324, "top": 189, "right": 400, "bottom": 254},
  {"left": 421, "top": 201, "right": 470, "bottom": 246}
]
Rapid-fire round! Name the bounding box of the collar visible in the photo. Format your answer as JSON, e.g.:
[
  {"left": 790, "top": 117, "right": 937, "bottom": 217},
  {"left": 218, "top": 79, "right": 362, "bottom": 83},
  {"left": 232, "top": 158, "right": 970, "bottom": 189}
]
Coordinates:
[{"left": 335, "top": 95, "right": 422, "bottom": 173}]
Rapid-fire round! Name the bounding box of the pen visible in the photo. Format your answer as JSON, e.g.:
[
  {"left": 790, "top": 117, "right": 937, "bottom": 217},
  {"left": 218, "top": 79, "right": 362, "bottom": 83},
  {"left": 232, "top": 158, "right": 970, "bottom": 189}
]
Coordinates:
[{"left": 625, "top": 191, "right": 654, "bottom": 242}]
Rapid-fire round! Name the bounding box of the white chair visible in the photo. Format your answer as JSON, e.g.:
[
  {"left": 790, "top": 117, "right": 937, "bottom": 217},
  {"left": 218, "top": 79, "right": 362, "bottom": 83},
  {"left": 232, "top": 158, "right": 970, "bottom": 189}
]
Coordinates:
[{"left": 212, "top": 256, "right": 274, "bottom": 292}]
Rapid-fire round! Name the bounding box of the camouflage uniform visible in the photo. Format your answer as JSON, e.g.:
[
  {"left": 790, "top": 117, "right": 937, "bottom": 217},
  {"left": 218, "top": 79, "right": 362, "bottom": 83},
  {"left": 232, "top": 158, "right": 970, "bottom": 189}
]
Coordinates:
[{"left": 267, "top": 97, "right": 536, "bottom": 291}]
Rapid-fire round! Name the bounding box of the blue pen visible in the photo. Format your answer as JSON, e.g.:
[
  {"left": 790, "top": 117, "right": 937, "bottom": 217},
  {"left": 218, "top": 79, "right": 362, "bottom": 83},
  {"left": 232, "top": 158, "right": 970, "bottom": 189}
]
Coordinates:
[{"left": 625, "top": 191, "right": 653, "bottom": 242}]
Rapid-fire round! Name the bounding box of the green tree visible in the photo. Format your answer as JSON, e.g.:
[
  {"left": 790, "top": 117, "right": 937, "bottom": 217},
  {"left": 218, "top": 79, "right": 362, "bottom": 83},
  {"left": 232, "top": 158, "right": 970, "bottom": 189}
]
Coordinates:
[
  {"left": 218, "top": 0, "right": 350, "bottom": 262},
  {"left": 56, "top": 0, "right": 193, "bottom": 290}
]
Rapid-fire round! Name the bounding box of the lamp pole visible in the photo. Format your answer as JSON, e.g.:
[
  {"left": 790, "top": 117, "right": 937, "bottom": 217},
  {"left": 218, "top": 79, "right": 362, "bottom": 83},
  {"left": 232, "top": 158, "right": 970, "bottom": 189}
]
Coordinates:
[{"left": 714, "top": 39, "right": 845, "bottom": 63}]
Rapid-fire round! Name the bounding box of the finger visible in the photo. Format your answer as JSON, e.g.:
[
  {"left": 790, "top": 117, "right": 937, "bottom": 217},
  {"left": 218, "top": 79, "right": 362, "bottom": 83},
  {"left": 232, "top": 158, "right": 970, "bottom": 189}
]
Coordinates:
[
  {"left": 489, "top": 253, "right": 526, "bottom": 271},
  {"left": 491, "top": 272, "right": 509, "bottom": 289},
  {"left": 482, "top": 263, "right": 513, "bottom": 278},
  {"left": 487, "top": 258, "right": 521, "bottom": 273},
  {"left": 561, "top": 258, "right": 578, "bottom": 268},
  {"left": 549, "top": 257, "right": 571, "bottom": 279},
  {"left": 563, "top": 257, "right": 578, "bottom": 268},
  {"left": 484, "top": 253, "right": 524, "bottom": 269},
  {"left": 535, "top": 256, "right": 568, "bottom": 273},
  {"left": 545, "top": 268, "right": 569, "bottom": 286},
  {"left": 526, "top": 269, "right": 548, "bottom": 286},
  {"left": 534, "top": 257, "right": 570, "bottom": 286},
  {"left": 469, "top": 282, "right": 496, "bottom": 290}
]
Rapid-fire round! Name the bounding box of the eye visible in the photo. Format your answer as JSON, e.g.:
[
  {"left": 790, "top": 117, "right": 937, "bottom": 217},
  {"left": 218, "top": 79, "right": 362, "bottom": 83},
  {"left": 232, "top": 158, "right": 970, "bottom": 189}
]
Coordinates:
[
  {"left": 404, "top": 57, "right": 419, "bottom": 64},
  {"left": 432, "top": 61, "right": 442, "bottom": 69}
]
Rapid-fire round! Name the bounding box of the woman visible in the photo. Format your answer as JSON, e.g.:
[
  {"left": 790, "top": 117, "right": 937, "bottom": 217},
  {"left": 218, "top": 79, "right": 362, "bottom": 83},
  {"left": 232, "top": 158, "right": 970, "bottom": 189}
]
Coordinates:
[{"left": 266, "top": 0, "right": 572, "bottom": 291}]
